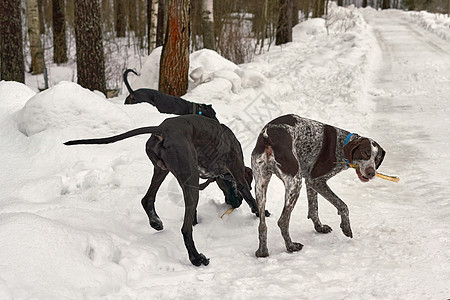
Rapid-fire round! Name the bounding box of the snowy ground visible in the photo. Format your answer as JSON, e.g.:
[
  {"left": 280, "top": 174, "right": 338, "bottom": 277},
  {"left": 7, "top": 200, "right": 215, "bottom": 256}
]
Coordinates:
[{"left": 1, "top": 5, "right": 449, "bottom": 299}]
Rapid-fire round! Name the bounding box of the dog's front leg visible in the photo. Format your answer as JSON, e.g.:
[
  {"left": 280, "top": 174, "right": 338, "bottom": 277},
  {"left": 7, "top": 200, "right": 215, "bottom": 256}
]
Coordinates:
[
  {"left": 278, "top": 175, "right": 303, "bottom": 253},
  {"left": 305, "top": 181, "right": 332, "bottom": 234},
  {"left": 310, "top": 179, "right": 353, "bottom": 238}
]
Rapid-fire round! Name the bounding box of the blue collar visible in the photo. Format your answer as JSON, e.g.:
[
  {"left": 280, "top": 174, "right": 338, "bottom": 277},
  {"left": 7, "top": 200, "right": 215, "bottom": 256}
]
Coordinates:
[
  {"left": 344, "top": 133, "right": 355, "bottom": 146},
  {"left": 344, "top": 133, "right": 355, "bottom": 164}
]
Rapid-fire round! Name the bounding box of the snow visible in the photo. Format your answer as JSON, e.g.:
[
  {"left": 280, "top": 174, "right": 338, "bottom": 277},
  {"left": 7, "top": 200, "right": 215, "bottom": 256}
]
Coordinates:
[{"left": 1, "top": 5, "right": 449, "bottom": 299}]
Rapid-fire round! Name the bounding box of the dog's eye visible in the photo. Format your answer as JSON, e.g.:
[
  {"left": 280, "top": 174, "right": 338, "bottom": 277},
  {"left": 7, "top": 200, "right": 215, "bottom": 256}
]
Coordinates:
[{"left": 361, "top": 151, "right": 370, "bottom": 160}]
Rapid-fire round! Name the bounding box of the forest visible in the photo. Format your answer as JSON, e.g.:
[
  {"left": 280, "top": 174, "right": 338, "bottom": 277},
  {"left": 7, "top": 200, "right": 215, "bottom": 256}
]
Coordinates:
[{"left": 1, "top": 0, "right": 449, "bottom": 97}]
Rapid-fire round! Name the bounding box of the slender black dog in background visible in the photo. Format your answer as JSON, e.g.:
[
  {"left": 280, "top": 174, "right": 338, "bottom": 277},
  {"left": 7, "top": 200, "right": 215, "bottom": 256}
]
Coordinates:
[
  {"left": 123, "top": 69, "right": 217, "bottom": 120},
  {"left": 122, "top": 69, "right": 248, "bottom": 210}
]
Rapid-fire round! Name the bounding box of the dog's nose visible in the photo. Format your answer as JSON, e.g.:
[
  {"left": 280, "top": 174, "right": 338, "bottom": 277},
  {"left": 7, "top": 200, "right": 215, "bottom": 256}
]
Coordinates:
[{"left": 366, "top": 167, "right": 376, "bottom": 179}]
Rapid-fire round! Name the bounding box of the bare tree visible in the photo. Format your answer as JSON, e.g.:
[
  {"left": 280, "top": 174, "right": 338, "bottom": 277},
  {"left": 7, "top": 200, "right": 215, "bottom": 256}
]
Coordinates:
[
  {"left": 159, "top": 0, "right": 190, "bottom": 96},
  {"left": 128, "top": 0, "right": 137, "bottom": 33},
  {"left": 53, "top": 0, "right": 68, "bottom": 64},
  {"left": 138, "top": 0, "right": 146, "bottom": 48},
  {"left": 74, "top": 0, "right": 106, "bottom": 94},
  {"left": 0, "top": 0, "right": 25, "bottom": 82},
  {"left": 148, "top": 0, "right": 158, "bottom": 53},
  {"left": 201, "top": 0, "right": 215, "bottom": 49},
  {"left": 276, "top": 0, "right": 293, "bottom": 45},
  {"left": 156, "top": 0, "right": 165, "bottom": 47},
  {"left": 26, "top": 0, "right": 46, "bottom": 74},
  {"left": 115, "top": 0, "right": 126, "bottom": 37}
]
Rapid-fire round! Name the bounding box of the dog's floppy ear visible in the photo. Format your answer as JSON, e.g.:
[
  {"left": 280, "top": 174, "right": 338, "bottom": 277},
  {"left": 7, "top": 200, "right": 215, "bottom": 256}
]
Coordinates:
[
  {"left": 311, "top": 125, "right": 337, "bottom": 178},
  {"left": 375, "top": 143, "right": 385, "bottom": 169},
  {"left": 344, "top": 139, "right": 360, "bottom": 163}
]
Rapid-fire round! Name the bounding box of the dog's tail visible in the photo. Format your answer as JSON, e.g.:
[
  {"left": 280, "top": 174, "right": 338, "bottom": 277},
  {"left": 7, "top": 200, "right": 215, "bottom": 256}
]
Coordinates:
[
  {"left": 64, "top": 126, "right": 160, "bottom": 146},
  {"left": 123, "top": 69, "right": 138, "bottom": 97}
]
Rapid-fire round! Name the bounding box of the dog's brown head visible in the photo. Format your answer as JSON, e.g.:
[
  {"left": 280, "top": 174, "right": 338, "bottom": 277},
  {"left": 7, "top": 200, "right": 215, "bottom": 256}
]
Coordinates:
[{"left": 344, "top": 138, "right": 385, "bottom": 182}]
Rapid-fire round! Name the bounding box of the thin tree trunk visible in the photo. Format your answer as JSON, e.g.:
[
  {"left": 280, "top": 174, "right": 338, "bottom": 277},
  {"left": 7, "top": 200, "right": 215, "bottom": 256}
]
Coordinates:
[
  {"left": 159, "top": 0, "right": 190, "bottom": 96},
  {"left": 259, "top": 0, "right": 268, "bottom": 54},
  {"left": 38, "top": 0, "right": 45, "bottom": 34},
  {"left": 53, "top": 0, "right": 68, "bottom": 64},
  {"left": 27, "top": 0, "right": 46, "bottom": 74},
  {"left": 276, "top": 0, "right": 293, "bottom": 45},
  {"left": 0, "top": 0, "right": 25, "bottom": 82},
  {"left": 148, "top": 0, "right": 158, "bottom": 53},
  {"left": 115, "top": 0, "right": 126, "bottom": 37},
  {"left": 201, "top": 0, "right": 214, "bottom": 49},
  {"left": 101, "top": 0, "right": 113, "bottom": 31},
  {"left": 292, "top": 0, "right": 299, "bottom": 27},
  {"left": 74, "top": 0, "right": 106, "bottom": 94},
  {"left": 128, "top": 0, "right": 137, "bottom": 33},
  {"left": 138, "top": 0, "right": 146, "bottom": 48},
  {"left": 156, "top": 0, "right": 165, "bottom": 47}
]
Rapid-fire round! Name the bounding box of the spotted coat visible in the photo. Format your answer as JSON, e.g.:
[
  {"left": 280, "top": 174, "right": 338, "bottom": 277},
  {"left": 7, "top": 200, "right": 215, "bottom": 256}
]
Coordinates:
[{"left": 251, "top": 114, "right": 386, "bottom": 258}]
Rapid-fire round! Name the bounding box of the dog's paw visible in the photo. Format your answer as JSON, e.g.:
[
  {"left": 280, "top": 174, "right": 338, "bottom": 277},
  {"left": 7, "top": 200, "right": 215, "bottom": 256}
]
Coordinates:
[
  {"left": 314, "top": 224, "right": 332, "bottom": 234},
  {"left": 191, "top": 253, "right": 210, "bottom": 267},
  {"left": 340, "top": 222, "right": 353, "bottom": 238},
  {"left": 255, "top": 247, "right": 269, "bottom": 258},
  {"left": 149, "top": 219, "right": 164, "bottom": 231},
  {"left": 287, "top": 242, "right": 303, "bottom": 253}
]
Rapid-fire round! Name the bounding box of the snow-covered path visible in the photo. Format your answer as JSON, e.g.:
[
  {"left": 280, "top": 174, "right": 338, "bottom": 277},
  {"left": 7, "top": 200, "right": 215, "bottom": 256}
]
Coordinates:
[{"left": 361, "top": 8, "right": 450, "bottom": 296}]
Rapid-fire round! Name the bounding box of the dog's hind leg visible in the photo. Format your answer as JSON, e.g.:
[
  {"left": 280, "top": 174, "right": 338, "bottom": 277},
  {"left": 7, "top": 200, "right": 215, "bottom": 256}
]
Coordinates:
[
  {"left": 277, "top": 173, "right": 303, "bottom": 253},
  {"left": 305, "top": 181, "right": 332, "bottom": 234},
  {"left": 162, "top": 143, "right": 209, "bottom": 266},
  {"left": 310, "top": 179, "right": 353, "bottom": 238},
  {"left": 252, "top": 160, "right": 272, "bottom": 258},
  {"left": 141, "top": 167, "right": 169, "bottom": 231}
]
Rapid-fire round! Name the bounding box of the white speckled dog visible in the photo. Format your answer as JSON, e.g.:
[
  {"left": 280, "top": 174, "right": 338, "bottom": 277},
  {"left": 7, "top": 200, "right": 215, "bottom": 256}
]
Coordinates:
[{"left": 251, "top": 114, "right": 385, "bottom": 257}]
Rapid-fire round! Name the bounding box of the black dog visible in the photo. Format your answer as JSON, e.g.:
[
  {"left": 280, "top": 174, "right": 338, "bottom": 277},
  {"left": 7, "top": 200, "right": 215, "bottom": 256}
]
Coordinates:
[
  {"left": 123, "top": 69, "right": 247, "bottom": 211},
  {"left": 123, "top": 69, "right": 217, "bottom": 120},
  {"left": 65, "top": 115, "right": 268, "bottom": 266}
]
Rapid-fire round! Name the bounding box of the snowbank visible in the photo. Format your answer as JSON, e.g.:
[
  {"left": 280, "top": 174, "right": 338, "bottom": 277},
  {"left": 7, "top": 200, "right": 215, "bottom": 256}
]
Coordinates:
[
  {"left": 402, "top": 10, "right": 450, "bottom": 41},
  {"left": 16, "top": 81, "right": 134, "bottom": 138}
]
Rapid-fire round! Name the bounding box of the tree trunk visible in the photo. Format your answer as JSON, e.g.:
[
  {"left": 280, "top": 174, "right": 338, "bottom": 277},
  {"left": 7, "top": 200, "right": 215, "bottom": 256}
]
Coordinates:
[
  {"left": 53, "top": 0, "right": 68, "bottom": 64},
  {"left": 362, "top": 0, "right": 368, "bottom": 7},
  {"left": 258, "top": 0, "right": 269, "bottom": 54},
  {"left": 148, "top": 0, "right": 158, "bottom": 53},
  {"left": 101, "top": 0, "right": 113, "bottom": 31},
  {"left": 115, "top": 0, "right": 126, "bottom": 37},
  {"left": 159, "top": 0, "right": 190, "bottom": 96},
  {"left": 201, "top": 0, "right": 215, "bottom": 49},
  {"left": 26, "top": 0, "right": 46, "bottom": 74},
  {"left": 74, "top": 0, "right": 106, "bottom": 94},
  {"left": 382, "top": 0, "right": 390, "bottom": 9},
  {"left": 138, "top": 0, "right": 146, "bottom": 48},
  {"left": 128, "top": 0, "right": 137, "bottom": 32},
  {"left": 292, "top": 0, "right": 299, "bottom": 27},
  {"left": 156, "top": 0, "right": 165, "bottom": 47},
  {"left": 276, "top": 0, "right": 293, "bottom": 45},
  {"left": 337, "top": 0, "right": 343, "bottom": 6},
  {"left": 0, "top": 0, "right": 25, "bottom": 82}
]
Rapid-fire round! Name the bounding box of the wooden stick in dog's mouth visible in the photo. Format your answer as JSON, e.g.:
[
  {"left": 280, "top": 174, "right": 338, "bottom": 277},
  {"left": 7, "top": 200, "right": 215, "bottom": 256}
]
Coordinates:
[{"left": 336, "top": 162, "right": 400, "bottom": 183}]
